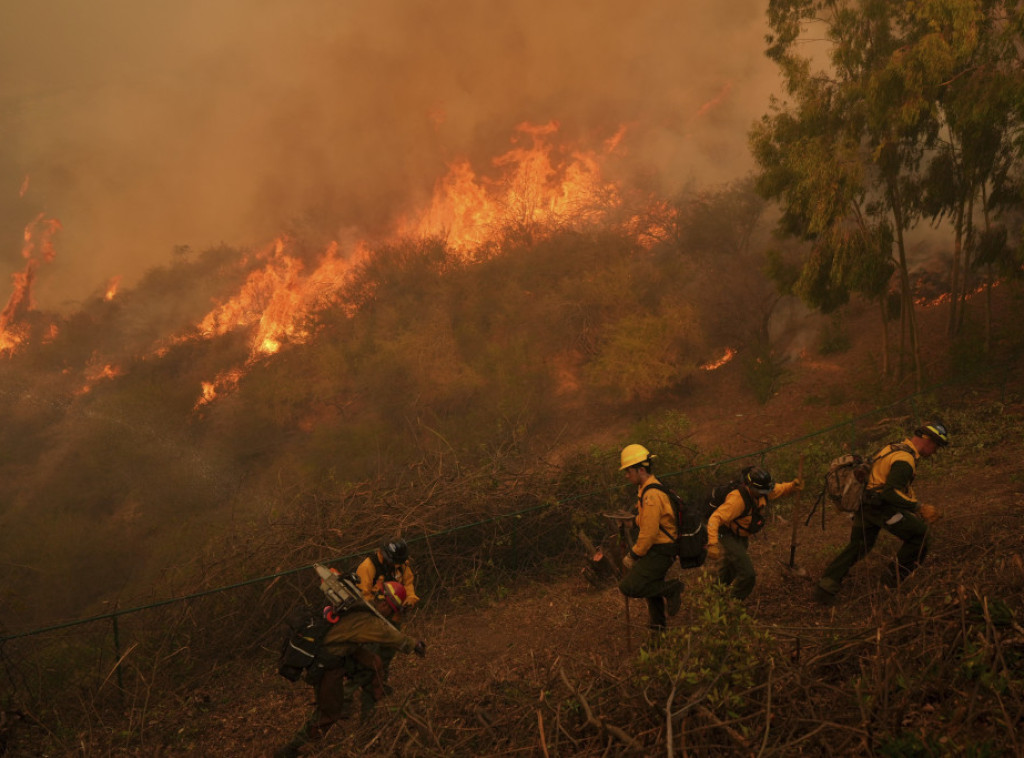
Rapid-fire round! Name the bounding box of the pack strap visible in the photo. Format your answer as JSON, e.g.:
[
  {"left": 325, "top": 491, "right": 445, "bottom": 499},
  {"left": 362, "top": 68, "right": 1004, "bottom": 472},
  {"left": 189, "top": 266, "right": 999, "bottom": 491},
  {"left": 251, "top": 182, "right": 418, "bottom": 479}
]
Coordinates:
[
  {"left": 640, "top": 482, "right": 678, "bottom": 541},
  {"left": 864, "top": 441, "right": 916, "bottom": 496},
  {"left": 369, "top": 553, "right": 391, "bottom": 584},
  {"left": 731, "top": 487, "right": 761, "bottom": 536}
]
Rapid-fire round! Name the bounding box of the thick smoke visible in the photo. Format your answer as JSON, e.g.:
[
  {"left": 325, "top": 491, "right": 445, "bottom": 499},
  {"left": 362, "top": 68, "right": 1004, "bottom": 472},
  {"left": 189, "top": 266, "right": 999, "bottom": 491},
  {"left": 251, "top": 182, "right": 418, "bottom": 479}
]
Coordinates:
[{"left": 0, "top": 0, "right": 780, "bottom": 308}]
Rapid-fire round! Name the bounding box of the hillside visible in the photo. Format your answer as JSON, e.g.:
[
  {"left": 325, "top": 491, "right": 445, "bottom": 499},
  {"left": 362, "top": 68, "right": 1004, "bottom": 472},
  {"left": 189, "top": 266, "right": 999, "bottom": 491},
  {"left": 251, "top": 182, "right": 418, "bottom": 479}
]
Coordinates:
[{"left": 5, "top": 281, "right": 1022, "bottom": 757}]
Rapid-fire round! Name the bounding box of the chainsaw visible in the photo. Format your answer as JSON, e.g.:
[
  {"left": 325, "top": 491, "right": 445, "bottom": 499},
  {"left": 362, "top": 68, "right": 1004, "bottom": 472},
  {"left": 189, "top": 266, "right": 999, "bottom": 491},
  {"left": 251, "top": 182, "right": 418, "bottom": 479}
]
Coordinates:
[{"left": 313, "top": 562, "right": 398, "bottom": 629}]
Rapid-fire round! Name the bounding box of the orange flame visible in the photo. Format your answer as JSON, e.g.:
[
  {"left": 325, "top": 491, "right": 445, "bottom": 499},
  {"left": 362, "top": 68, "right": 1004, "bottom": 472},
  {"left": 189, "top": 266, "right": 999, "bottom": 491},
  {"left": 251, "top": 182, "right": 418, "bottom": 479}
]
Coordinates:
[
  {"left": 182, "top": 238, "right": 362, "bottom": 356},
  {"left": 397, "top": 121, "right": 623, "bottom": 251},
  {"left": 194, "top": 368, "right": 244, "bottom": 410},
  {"left": 0, "top": 213, "right": 61, "bottom": 356},
  {"left": 700, "top": 347, "right": 736, "bottom": 371},
  {"left": 914, "top": 279, "right": 999, "bottom": 308},
  {"left": 104, "top": 276, "right": 121, "bottom": 301},
  {"left": 179, "top": 123, "right": 630, "bottom": 408},
  {"left": 174, "top": 237, "right": 368, "bottom": 406},
  {"left": 694, "top": 82, "right": 734, "bottom": 119},
  {"left": 76, "top": 362, "right": 124, "bottom": 395}
]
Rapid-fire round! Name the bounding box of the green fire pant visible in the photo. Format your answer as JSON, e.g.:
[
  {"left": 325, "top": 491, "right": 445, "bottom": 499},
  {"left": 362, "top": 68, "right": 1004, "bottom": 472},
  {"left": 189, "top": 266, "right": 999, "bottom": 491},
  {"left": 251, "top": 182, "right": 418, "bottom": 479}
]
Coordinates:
[
  {"left": 619, "top": 542, "right": 681, "bottom": 630},
  {"left": 817, "top": 502, "right": 929, "bottom": 596},
  {"left": 717, "top": 531, "right": 755, "bottom": 600}
]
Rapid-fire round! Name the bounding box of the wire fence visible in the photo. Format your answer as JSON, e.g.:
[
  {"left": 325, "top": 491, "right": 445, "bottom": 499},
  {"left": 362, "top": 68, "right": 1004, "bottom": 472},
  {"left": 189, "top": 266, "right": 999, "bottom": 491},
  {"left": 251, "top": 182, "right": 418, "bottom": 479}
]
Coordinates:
[{"left": 0, "top": 379, "right": 988, "bottom": 717}]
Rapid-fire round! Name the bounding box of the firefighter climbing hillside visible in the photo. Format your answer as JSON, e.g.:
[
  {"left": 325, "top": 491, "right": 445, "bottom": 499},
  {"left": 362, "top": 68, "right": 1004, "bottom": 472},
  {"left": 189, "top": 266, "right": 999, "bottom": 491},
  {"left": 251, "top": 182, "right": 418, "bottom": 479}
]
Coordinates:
[
  {"left": 617, "top": 444, "right": 683, "bottom": 633},
  {"left": 274, "top": 581, "right": 426, "bottom": 758},
  {"left": 356, "top": 539, "right": 419, "bottom": 608},
  {"left": 707, "top": 467, "right": 802, "bottom": 600},
  {"left": 814, "top": 422, "right": 949, "bottom": 605}
]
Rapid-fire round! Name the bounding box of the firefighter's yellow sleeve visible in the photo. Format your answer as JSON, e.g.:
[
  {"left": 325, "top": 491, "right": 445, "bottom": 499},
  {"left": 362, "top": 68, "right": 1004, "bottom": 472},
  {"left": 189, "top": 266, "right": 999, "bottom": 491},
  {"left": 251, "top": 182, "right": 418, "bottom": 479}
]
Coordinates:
[
  {"left": 768, "top": 481, "right": 797, "bottom": 500},
  {"left": 632, "top": 483, "right": 672, "bottom": 557},
  {"left": 707, "top": 490, "right": 747, "bottom": 547},
  {"left": 399, "top": 563, "right": 419, "bottom": 606},
  {"left": 355, "top": 557, "right": 378, "bottom": 601}
]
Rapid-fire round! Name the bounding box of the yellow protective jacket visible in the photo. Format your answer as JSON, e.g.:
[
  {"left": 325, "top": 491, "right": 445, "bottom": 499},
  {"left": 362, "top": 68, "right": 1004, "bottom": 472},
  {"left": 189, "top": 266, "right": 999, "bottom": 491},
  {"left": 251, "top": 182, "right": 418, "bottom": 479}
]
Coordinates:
[
  {"left": 707, "top": 480, "right": 798, "bottom": 546},
  {"left": 632, "top": 476, "right": 677, "bottom": 557},
  {"left": 356, "top": 552, "right": 420, "bottom": 607},
  {"left": 867, "top": 438, "right": 919, "bottom": 508},
  {"left": 321, "top": 609, "right": 418, "bottom": 658}
]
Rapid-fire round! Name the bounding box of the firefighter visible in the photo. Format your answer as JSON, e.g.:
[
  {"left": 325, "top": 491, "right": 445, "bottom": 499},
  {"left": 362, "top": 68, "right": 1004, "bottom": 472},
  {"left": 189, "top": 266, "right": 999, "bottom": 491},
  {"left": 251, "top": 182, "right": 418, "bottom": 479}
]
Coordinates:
[
  {"left": 356, "top": 539, "right": 419, "bottom": 608},
  {"left": 617, "top": 444, "right": 683, "bottom": 632},
  {"left": 814, "top": 423, "right": 949, "bottom": 605},
  {"left": 706, "top": 467, "right": 802, "bottom": 600},
  {"left": 274, "top": 581, "right": 426, "bottom": 758}
]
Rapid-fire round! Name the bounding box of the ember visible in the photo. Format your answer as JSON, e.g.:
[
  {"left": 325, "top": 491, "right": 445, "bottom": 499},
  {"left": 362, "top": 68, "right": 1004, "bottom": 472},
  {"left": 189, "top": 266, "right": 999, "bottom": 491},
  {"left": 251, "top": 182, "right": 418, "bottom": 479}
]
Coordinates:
[{"left": 700, "top": 347, "right": 736, "bottom": 371}]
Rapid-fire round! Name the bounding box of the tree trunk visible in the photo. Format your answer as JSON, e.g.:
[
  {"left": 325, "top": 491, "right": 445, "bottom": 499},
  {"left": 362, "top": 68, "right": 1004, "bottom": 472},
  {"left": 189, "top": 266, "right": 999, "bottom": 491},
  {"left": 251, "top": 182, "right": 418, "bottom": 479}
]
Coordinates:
[
  {"left": 879, "top": 297, "right": 890, "bottom": 376},
  {"left": 985, "top": 264, "right": 993, "bottom": 354},
  {"left": 889, "top": 183, "right": 922, "bottom": 390},
  {"left": 956, "top": 193, "right": 976, "bottom": 335},
  {"left": 948, "top": 203, "right": 963, "bottom": 336}
]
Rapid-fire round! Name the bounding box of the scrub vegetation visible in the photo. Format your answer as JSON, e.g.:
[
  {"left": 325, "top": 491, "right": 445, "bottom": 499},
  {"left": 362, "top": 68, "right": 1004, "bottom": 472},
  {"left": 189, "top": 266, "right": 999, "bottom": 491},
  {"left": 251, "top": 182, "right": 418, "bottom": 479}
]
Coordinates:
[{"left": 2, "top": 1, "right": 1024, "bottom": 754}]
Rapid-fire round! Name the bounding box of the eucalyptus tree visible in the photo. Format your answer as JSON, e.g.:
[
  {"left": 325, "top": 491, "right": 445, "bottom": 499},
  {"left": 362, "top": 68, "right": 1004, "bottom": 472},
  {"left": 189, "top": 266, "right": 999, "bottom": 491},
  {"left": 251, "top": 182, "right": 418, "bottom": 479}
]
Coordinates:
[
  {"left": 912, "top": 0, "right": 1024, "bottom": 341},
  {"left": 754, "top": 0, "right": 1024, "bottom": 384},
  {"left": 749, "top": 0, "right": 909, "bottom": 379}
]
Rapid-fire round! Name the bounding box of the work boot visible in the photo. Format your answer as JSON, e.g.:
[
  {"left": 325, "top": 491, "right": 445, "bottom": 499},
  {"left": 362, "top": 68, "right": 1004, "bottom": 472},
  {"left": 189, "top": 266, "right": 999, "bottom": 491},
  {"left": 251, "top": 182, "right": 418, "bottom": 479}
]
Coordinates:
[
  {"left": 666, "top": 585, "right": 682, "bottom": 617},
  {"left": 812, "top": 586, "right": 837, "bottom": 606}
]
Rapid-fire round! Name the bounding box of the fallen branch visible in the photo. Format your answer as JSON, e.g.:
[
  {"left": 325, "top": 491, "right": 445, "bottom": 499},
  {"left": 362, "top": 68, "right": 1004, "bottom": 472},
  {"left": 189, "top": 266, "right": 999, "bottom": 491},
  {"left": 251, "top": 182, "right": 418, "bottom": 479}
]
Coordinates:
[
  {"left": 695, "top": 705, "right": 749, "bottom": 749},
  {"left": 537, "top": 709, "right": 550, "bottom": 758},
  {"left": 558, "top": 665, "right": 640, "bottom": 751}
]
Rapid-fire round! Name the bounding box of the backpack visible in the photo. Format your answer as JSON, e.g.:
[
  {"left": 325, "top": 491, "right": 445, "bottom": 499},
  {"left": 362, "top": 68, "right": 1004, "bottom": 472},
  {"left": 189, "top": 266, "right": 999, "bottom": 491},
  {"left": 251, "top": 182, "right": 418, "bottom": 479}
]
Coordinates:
[
  {"left": 277, "top": 605, "right": 334, "bottom": 682},
  {"left": 642, "top": 483, "right": 707, "bottom": 569},
  {"left": 705, "top": 481, "right": 764, "bottom": 535},
  {"left": 823, "top": 442, "right": 914, "bottom": 513}
]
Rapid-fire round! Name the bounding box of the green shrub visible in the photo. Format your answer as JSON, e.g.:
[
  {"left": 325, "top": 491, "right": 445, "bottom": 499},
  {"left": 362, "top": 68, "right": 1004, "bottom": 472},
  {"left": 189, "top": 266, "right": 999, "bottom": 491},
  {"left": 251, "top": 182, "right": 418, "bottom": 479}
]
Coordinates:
[{"left": 637, "top": 577, "right": 776, "bottom": 716}]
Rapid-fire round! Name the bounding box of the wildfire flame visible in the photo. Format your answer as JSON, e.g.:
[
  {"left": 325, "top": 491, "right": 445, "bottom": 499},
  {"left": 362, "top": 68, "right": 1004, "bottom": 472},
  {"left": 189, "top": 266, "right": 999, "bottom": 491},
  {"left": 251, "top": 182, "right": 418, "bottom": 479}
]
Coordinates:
[
  {"left": 397, "top": 121, "right": 623, "bottom": 251},
  {"left": 76, "top": 362, "right": 125, "bottom": 395},
  {"left": 915, "top": 280, "right": 998, "bottom": 308},
  {"left": 700, "top": 347, "right": 736, "bottom": 371},
  {"left": 184, "top": 238, "right": 368, "bottom": 406},
  {"left": 694, "top": 82, "right": 734, "bottom": 119},
  {"left": 104, "top": 276, "right": 121, "bottom": 301},
  {"left": 0, "top": 213, "right": 61, "bottom": 356},
  {"left": 194, "top": 368, "right": 244, "bottom": 410},
  {"left": 186, "top": 122, "right": 630, "bottom": 407},
  {"left": 2, "top": 123, "right": 648, "bottom": 408}
]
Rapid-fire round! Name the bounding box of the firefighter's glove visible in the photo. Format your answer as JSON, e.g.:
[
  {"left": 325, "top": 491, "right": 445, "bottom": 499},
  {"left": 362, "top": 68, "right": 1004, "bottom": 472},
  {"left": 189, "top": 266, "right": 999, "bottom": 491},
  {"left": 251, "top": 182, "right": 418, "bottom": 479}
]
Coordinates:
[
  {"left": 918, "top": 504, "right": 941, "bottom": 524},
  {"left": 706, "top": 543, "right": 723, "bottom": 561},
  {"left": 791, "top": 478, "right": 805, "bottom": 492},
  {"left": 414, "top": 640, "right": 427, "bottom": 657},
  {"left": 622, "top": 552, "right": 637, "bottom": 571}
]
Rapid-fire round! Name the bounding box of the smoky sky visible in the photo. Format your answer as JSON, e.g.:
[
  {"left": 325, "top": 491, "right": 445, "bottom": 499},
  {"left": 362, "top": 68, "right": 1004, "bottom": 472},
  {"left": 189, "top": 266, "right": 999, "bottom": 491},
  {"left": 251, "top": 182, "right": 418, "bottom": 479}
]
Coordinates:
[{"left": 0, "top": 0, "right": 781, "bottom": 308}]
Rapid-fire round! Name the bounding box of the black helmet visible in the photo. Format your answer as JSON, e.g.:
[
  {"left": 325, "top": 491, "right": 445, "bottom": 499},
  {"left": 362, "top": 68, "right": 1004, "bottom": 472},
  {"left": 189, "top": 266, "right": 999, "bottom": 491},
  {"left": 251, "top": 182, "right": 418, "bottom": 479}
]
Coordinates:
[
  {"left": 914, "top": 422, "right": 949, "bottom": 447},
  {"left": 743, "top": 467, "right": 774, "bottom": 495},
  {"left": 381, "top": 539, "right": 409, "bottom": 566}
]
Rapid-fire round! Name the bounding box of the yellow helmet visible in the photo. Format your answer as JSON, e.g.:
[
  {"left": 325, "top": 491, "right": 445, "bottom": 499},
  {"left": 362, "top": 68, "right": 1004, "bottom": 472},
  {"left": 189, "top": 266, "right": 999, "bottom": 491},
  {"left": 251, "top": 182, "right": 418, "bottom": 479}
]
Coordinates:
[
  {"left": 915, "top": 422, "right": 949, "bottom": 447},
  {"left": 619, "top": 444, "right": 653, "bottom": 470}
]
